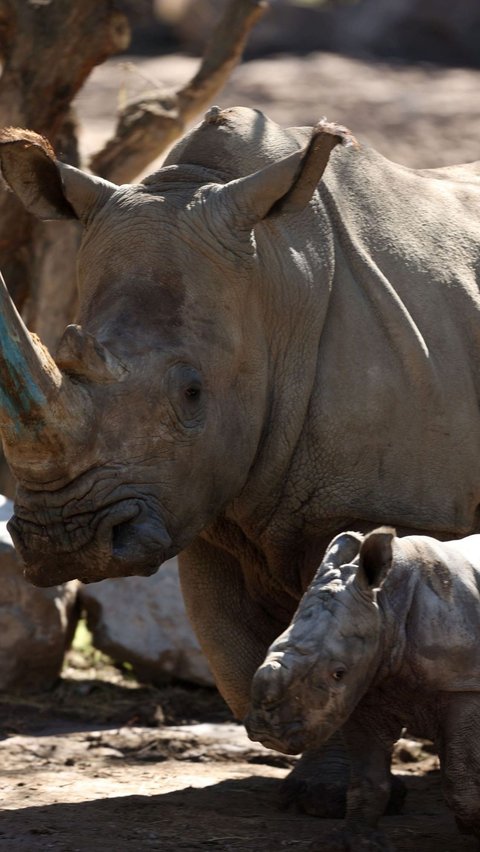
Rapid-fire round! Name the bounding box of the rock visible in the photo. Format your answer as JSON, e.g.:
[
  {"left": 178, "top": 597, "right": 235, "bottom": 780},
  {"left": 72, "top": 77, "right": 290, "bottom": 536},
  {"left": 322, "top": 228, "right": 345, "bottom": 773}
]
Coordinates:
[
  {"left": 79, "top": 557, "right": 214, "bottom": 687},
  {"left": 0, "top": 496, "right": 79, "bottom": 691}
]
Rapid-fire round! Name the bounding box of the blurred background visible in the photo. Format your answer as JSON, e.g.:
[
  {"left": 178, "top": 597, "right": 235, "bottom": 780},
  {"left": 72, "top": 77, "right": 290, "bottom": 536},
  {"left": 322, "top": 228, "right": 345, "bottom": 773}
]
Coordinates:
[
  {"left": 79, "top": 0, "right": 480, "bottom": 170},
  {"left": 146, "top": 0, "right": 480, "bottom": 65}
]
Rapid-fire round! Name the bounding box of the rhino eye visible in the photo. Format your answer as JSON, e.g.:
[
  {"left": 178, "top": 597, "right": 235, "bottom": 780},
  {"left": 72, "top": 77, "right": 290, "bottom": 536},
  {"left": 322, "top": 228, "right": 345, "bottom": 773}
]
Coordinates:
[
  {"left": 332, "top": 667, "right": 346, "bottom": 682},
  {"left": 185, "top": 384, "right": 201, "bottom": 401},
  {"left": 168, "top": 364, "right": 204, "bottom": 427}
]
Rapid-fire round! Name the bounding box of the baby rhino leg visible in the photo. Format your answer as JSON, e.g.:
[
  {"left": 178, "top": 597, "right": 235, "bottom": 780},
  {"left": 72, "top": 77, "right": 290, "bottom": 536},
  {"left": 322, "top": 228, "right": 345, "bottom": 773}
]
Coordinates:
[
  {"left": 440, "top": 693, "right": 480, "bottom": 839},
  {"left": 311, "top": 716, "right": 396, "bottom": 852}
]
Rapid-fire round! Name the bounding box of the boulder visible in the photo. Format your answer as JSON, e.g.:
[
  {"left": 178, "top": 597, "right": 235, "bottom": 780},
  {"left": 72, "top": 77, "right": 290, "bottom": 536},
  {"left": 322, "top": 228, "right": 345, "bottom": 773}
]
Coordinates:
[
  {"left": 79, "top": 557, "right": 214, "bottom": 687},
  {"left": 0, "top": 496, "right": 79, "bottom": 691}
]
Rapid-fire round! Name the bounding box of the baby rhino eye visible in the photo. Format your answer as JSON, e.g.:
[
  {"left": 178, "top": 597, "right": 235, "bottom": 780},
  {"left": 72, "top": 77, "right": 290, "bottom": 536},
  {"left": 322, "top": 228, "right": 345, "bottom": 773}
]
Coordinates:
[
  {"left": 184, "top": 383, "right": 201, "bottom": 401},
  {"left": 332, "top": 667, "right": 346, "bottom": 682}
]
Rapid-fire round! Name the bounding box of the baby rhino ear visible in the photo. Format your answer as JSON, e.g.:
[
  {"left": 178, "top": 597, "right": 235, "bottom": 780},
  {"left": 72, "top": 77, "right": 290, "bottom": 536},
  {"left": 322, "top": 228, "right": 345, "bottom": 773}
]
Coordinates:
[
  {"left": 323, "top": 530, "right": 363, "bottom": 571},
  {"left": 356, "top": 526, "right": 395, "bottom": 593}
]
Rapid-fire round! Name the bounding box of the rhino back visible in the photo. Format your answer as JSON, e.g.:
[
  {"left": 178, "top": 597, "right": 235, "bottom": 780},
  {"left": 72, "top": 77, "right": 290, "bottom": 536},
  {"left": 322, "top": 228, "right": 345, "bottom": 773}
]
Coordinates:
[
  {"left": 279, "top": 144, "right": 480, "bottom": 538},
  {"left": 159, "top": 110, "right": 480, "bottom": 561},
  {"left": 386, "top": 535, "right": 480, "bottom": 692},
  {"left": 167, "top": 113, "right": 480, "bottom": 559}
]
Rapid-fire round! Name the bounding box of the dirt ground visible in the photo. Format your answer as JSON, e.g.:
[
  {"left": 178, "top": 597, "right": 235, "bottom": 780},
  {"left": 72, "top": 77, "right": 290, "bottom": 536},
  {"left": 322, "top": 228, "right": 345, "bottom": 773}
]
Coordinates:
[
  {"left": 2, "top": 50, "right": 480, "bottom": 852},
  {"left": 76, "top": 50, "right": 480, "bottom": 170},
  {"left": 0, "top": 652, "right": 476, "bottom": 852}
]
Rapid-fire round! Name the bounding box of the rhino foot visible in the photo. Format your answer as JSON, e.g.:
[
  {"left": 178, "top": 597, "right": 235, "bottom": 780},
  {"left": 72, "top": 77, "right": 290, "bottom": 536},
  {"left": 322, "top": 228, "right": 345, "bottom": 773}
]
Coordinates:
[
  {"left": 455, "top": 815, "right": 480, "bottom": 838},
  {"left": 311, "top": 828, "right": 395, "bottom": 852},
  {"left": 279, "top": 738, "right": 349, "bottom": 817},
  {"left": 279, "top": 771, "right": 346, "bottom": 818},
  {"left": 280, "top": 752, "right": 406, "bottom": 819}
]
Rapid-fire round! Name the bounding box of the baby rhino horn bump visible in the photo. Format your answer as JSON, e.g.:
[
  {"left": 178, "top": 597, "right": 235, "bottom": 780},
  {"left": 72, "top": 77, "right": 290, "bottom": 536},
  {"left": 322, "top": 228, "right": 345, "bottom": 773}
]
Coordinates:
[
  {"left": 56, "top": 325, "right": 128, "bottom": 384},
  {"left": 251, "top": 659, "right": 289, "bottom": 708}
]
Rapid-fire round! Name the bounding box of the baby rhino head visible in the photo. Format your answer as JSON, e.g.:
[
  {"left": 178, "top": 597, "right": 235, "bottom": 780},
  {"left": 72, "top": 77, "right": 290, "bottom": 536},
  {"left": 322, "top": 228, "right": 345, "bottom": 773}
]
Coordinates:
[{"left": 245, "top": 527, "right": 395, "bottom": 754}]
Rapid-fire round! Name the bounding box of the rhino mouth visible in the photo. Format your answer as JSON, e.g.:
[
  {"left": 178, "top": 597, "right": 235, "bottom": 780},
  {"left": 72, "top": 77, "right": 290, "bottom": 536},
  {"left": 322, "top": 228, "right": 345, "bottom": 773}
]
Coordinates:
[
  {"left": 8, "top": 496, "right": 173, "bottom": 586},
  {"left": 245, "top": 716, "right": 307, "bottom": 755}
]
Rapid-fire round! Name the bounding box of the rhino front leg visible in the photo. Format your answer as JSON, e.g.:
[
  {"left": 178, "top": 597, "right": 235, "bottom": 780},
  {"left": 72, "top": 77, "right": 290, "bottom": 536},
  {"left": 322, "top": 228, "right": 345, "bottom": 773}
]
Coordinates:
[
  {"left": 439, "top": 693, "right": 480, "bottom": 840},
  {"left": 178, "top": 537, "right": 284, "bottom": 718},
  {"left": 313, "top": 717, "right": 396, "bottom": 852},
  {"left": 344, "top": 716, "right": 394, "bottom": 831},
  {"left": 279, "top": 734, "right": 350, "bottom": 817},
  {"left": 279, "top": 731, "right": 405, "bottom": 820}
]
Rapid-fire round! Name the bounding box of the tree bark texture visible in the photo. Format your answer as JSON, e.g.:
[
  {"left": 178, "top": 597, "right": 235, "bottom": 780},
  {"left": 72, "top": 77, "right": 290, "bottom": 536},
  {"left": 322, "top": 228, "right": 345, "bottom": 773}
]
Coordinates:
[{"left": 0, "top": 0, "right": 130, "bottom": 343}]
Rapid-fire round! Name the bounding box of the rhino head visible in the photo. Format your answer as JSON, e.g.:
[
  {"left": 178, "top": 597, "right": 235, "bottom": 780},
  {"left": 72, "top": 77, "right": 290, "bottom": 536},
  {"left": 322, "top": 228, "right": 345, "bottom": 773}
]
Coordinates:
[
  {"left": 245, "top": 528, "right": 394, "bottom": 754},
  {"left": 0, "top": 109, "right": 354, "bottom": 586}
]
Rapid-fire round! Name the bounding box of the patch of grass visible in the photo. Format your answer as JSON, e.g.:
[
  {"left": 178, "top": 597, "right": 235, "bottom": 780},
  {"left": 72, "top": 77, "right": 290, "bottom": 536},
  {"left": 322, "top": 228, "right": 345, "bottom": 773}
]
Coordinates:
[{"left": 66, "top": 616, "right": 114, "bottom": 673}]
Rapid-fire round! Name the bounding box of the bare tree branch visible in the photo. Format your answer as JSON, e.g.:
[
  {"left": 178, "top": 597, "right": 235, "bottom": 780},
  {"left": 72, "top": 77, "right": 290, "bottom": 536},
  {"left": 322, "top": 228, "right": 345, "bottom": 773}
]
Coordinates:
[
  {"left": 0, "top": 1, "right": 130, "bottom": 276},
  {"left": 91, "top": 0, "right": 269, "bottom": 184}
]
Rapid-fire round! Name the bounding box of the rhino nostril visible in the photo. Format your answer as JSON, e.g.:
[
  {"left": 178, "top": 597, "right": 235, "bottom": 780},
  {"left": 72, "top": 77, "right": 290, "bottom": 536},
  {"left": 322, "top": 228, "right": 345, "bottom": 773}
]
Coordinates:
[
  {"left": 111, "top": 517, "right": 159, "bottom": 561},
  {"left": 111, "top": 519, "right": 137, "bottom": 554},
  {"left": 108, "top": 507, "right": 172, "bottom": 566}
]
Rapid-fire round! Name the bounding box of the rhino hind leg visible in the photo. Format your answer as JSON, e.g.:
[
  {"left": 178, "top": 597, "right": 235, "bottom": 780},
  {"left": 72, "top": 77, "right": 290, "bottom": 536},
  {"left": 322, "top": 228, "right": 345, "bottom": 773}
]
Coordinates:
[{"left": 279, "top": 734, "right": 405, "bottom": 819}]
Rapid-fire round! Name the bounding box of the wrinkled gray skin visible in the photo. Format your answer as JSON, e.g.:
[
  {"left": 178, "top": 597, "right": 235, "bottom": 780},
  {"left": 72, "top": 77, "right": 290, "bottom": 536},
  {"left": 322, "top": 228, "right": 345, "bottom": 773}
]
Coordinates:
[
  {"left": 1, "top": 106, "right": 480, "bottom": 816},
  {"left": 248, "top": 528, "right": 480, "bottom": 850}
]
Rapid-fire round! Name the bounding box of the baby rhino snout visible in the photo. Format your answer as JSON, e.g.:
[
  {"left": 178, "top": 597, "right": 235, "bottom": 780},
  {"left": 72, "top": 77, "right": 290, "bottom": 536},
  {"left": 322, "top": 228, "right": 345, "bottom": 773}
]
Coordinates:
[
  {"left": 251, "top": 659, "right": 289, "bottom": 710},
  {"left": 245, "top": 658, "right": 305, "bottom": 754}
]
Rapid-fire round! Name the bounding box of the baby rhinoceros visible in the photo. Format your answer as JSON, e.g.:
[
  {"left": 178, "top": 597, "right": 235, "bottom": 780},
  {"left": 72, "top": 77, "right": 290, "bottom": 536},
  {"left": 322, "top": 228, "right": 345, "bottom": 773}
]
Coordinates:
[{"left": 246, "top": 527, "right": 480, "bottom": 852}]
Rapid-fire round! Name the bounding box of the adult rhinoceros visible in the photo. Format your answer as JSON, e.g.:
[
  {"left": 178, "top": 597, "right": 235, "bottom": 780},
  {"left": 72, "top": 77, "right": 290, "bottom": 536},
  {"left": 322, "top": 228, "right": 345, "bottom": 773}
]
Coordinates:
[{"left": 0, "top": 106, "right": 480, "bottom": 814}]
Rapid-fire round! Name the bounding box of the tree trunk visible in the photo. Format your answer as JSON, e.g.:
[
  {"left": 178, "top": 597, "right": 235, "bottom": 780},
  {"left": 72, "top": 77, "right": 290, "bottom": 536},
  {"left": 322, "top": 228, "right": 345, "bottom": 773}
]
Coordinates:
[
  {"left": 0, "top": 0, "right": 130, "bottom": 341},
  {"left": 0, "top": 0, "right": 130, "bottom": 494}
]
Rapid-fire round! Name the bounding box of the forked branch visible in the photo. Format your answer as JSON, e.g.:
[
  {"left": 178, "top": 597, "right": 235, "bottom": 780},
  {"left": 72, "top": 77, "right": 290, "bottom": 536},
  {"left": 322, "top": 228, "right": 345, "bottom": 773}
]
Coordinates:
[{"left": 91, "top": 0, "right": 269, "bottom": 184}]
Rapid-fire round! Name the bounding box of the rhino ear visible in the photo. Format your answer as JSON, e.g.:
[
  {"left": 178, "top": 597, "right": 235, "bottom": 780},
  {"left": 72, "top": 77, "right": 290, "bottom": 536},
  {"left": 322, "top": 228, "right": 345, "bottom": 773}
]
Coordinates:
[
  {"left": 323, "top": 531, "right": 363, "bottom": 571},
  {"left": 216, "top": 120, "right": 356, "bottom": 231},
  {"left": 356, "top": 526, "right": 395, "bottom": 593},
  {"left": 0, "top": 128, "right": 117, "bottom": 222}
]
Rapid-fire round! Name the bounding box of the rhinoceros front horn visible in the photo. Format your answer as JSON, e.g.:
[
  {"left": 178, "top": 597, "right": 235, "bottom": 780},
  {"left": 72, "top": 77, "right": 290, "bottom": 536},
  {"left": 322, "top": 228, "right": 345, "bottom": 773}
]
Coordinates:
[{"left": 0, "top": 270, "right": 89, "bottom": 479}]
